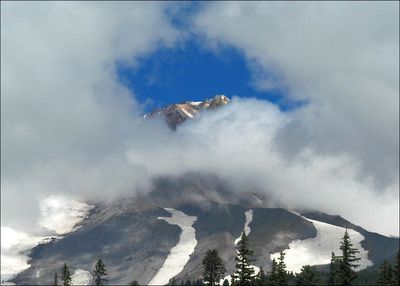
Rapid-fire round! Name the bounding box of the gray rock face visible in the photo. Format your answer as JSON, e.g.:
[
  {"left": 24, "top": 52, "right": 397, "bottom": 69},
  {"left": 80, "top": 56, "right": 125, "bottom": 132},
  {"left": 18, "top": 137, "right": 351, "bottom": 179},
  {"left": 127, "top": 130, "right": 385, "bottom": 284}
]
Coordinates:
[
  {"left": 14, "top": 207, "right": 181, "bottom": 285},
  {"left": 12, "top": 175, "right": 399, "bottom": 285}
]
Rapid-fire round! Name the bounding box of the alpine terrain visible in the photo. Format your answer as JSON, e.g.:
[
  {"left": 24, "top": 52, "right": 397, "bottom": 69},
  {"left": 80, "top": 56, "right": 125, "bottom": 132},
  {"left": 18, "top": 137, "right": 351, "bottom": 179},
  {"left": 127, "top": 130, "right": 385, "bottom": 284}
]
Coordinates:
[{"left": 4, "top": 96, "right": 399, "bottom": 285}]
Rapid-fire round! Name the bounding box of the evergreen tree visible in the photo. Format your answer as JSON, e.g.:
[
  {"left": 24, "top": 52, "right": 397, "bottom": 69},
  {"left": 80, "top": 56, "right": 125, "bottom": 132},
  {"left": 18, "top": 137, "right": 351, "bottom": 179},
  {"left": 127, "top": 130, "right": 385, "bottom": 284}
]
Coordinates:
[
  {"left": 232, "top": 232, "right": 255, "bottom": 285},
  {"left": 93, "top": 259, "right": 108, "bottom": 286},
  {"left": 254, "top": 266, "right": 267, "bottom": 286},
  {"left": 328, "top": 252, "right": 341, "bottom": 285},
  {"left": 184, "top": 279, "right": 192, "bottom": 286},
  {"left": 395, "top": 251, "right": 400, "bottom": 285},
  {"left": 268, "top": 258, "right": 279, "bottom": 286},
  {"left": 129, "top": 280, "right": 139, "bottom": 286},
  {"left": 60, "top": 262, "right": 72, "bottom": 286},
  {"left": 377, "top": 260, "right": 393, "bottom": 285},
  {"left": 202, "top": 249, "right": 226, "bottom": 286},
  {"left": 276, "top": 251, "right": 288, "bottom": 285},
  {"left": 337, "top": 229, "right": 361, "bottom": 285},
  {"left": 222, "top": 279, "right": 230, "bottom": 286},
  {"left": 295, "top": 265, "right": 320, "bottom": 285},
  {"left": 52, "top": 272, "right": 58, "bottom": 286}
]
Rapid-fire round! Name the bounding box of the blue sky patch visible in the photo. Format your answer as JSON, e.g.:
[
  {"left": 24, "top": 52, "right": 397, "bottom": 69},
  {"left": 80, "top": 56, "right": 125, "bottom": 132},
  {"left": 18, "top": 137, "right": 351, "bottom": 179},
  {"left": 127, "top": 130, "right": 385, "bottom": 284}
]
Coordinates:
[{"left": 116, "top": 39, "right": 306, "bottom": 112}]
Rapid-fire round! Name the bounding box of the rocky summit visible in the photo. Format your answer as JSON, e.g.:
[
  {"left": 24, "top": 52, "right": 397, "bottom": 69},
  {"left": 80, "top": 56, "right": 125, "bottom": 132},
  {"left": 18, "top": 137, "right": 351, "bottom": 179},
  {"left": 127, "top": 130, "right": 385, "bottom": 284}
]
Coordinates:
[{"left": 147, "top": 95, "right": 230, "bottom": 129}]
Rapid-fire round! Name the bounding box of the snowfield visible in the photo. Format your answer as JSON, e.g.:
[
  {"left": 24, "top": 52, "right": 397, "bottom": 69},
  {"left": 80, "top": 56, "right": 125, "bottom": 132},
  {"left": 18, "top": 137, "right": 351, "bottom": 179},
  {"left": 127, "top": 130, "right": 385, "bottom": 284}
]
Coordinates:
[
  {"left": 222, "top": 209, "right": 260, "bottom": 284},
  {"left": 71, "top": 269, "right": 92, "bottom": 285},
  {"left": 270, "top": 218, "right": 373, "bottom": 273},
  {"left": 149, "top": 208, "right": 198, "bottom": 286},
  {"left": 39, "top": 195, "right": 93, "bottom": 235},
  {"left": 1, "top": 227, "right": 47, "bottom": 283},
  {"left": 1, "top": 196, "right": 92, "bottom": 284}
]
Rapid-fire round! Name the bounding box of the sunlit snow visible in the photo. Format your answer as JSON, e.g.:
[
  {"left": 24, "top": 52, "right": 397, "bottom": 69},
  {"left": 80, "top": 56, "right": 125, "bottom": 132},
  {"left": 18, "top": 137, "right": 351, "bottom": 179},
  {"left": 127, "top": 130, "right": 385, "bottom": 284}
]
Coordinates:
[
  {"left": 270, "top": 218, "right": 373, "bottom": 273},
  {"left": 222, "top": 209, "right": 260, "bottom": 284},
  {"left": 71, "top": 269, "right": 92, "bottom": 285},
  {"left": 1, "top": 196, "right": 92, "bottom": 283},
  {"left": 39, "top": 195, "right": 93, "bottom": 235},
  {"left": 149, "top": 208, "right": 198, "bottom": 285}
]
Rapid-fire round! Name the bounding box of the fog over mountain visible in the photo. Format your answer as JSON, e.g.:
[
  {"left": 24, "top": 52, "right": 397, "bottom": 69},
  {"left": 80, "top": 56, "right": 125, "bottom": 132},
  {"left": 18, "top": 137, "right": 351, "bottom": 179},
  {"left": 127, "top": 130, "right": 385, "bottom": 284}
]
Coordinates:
[{"left": 1, "top": 0, "right": 398, "bottom": 239}]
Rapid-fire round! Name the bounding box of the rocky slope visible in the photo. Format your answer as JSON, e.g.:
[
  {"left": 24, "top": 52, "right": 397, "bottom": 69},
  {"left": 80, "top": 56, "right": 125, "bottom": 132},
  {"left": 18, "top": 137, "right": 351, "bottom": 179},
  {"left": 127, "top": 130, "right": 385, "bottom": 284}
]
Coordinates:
[
  {"left": 146, "top": 95, "right": 230, "bottom": 129},
  {"left": 11, "top": 174, "right": 399, "bottom": 285}
]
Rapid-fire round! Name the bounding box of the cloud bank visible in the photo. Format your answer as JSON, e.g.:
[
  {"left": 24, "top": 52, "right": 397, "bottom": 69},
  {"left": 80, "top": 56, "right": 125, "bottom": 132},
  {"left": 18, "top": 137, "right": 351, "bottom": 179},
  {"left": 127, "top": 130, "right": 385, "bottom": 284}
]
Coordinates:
[{"left": 1, "top": 2, "right": 398, "bottom": 236}]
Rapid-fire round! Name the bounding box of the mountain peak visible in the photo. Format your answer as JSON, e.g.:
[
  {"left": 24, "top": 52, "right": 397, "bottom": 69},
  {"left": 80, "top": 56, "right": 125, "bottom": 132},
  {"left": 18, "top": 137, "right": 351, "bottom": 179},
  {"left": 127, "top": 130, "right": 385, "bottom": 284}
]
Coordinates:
[{"left": 148, "top": 95, "right": 230, "bottom": 129}]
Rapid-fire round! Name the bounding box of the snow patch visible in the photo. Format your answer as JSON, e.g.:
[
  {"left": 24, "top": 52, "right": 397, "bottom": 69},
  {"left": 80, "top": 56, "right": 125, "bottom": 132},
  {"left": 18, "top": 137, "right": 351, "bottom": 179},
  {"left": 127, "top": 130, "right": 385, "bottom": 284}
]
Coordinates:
[
  {"left": 179, "top": 107, "right": 194, "bottom": 119},
  {"left": 222, "top": 209, "right": 260, "bottom": 284},
  {"left": 270, "top": 218, "right": 373, "bottom": 273},
  {"left": 149, "top": 208, "right": 198, "bottom": 286},
  {"left": 39, "top": 195, "right": 93, "bottom": 235},
  {"left": 71, "top": 269, "right": 92, "bottom": 285},
  {"left": 1, "top": 196, "right": 92, "bottom": 283},
  {"left": 190, "top": 101, "right": 202, "bottom": 106},
  {"left": 1, "top": 227, "right": 46, "bottom": 283}
]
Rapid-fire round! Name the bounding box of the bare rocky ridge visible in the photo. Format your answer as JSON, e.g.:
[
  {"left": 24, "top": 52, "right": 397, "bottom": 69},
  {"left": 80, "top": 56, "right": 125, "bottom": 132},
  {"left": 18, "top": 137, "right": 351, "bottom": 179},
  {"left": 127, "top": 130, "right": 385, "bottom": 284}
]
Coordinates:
[{"left": 147, "top": 95, "right": 230, "bottom": 129}]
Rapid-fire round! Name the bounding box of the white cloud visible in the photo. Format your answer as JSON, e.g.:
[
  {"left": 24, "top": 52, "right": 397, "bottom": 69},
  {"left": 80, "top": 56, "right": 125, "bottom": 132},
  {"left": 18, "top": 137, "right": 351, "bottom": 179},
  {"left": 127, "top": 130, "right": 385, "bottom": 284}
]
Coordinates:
[
  {"left": 1, "top": 2, "right": 398, "bottom": 238},
  {"left": 128, "top": 98, "right": 399, "bottom": 236},
  {"left": 1, "top": 1, "right": 179, "bottom": 229},
  {"left": 193, "top": 1, "right": 399, "bottom": 188}
]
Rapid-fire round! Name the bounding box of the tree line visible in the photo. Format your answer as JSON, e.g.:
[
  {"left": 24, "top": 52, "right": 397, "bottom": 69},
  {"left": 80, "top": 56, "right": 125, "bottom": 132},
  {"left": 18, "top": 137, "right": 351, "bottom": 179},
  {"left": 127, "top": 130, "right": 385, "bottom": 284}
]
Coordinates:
[
  {"left": 199, "top": 229, "right": 400, "bottom": 286},
  {"left": 51, "top": 229, "right": 399, "bottom": 286}
]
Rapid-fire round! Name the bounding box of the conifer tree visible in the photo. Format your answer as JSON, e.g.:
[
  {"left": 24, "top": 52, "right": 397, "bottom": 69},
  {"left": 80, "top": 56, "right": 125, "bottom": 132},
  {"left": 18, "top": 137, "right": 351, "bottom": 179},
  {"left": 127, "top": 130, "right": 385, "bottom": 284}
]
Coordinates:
[
  {"left": 276, "top": 251, "right": 288, "bottom": 285},
  {"left": 129, "top": 280, "right": 139, "bottom": 286},
  {"left": 60, "top": 262, "right": 72, "bottom": 286},
  {"left": 232, "top": 232, "right": 255, "bottom": 285},
  {"left": 268, "top": 258, "right": 279, "bottom": 286},
  {"left": 93, "top": 259, "right": 108, "bottom": 286},
  {"left": 328, "top": 252, "right": 340, "bottom": 285},
  {"left": 377, "top": 260, "right": 393, "bottom": 285},
  {"left": 222, "top": 279, "right": 229, "bottom": 286},
  {"left": 52, "top": 272, "right": 58, "bottom": 286},
  {"left": 295, "top": 265, "right": 320, "bottom": 286},
  {"left": 338, "top": 229, "right": 361, "bottom": 285},
  {"left": 254, "top": 266, "right": 267, "bottom": 285},
  {"left": 202, "top": 249, "right": 226, "bottom": 286},
  {"left": 395, "top": 251, "right": 400, "bottom": 285}
]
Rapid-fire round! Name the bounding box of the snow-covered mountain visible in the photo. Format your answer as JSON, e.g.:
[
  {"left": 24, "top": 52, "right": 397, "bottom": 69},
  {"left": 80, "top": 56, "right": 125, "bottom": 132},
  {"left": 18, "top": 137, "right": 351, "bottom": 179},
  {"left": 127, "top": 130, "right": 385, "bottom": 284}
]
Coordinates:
[
  {"left": 146, "top": 95, "right": 230, "bottom": 129},
  {"left": 9, "top": 174, "right": 399, "bottom": 285},
  {"left": 5, "top": 97, "right": 399, "bottom": 285}
]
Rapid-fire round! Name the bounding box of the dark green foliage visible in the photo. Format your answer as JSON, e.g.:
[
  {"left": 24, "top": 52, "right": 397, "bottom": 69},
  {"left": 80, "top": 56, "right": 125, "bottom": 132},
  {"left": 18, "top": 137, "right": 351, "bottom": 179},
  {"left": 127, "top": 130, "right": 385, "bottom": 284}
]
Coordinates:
[
  {"left": 352, "top": 267, "right": 379, "bottom": 285},
  {"left": 295, "top": 265, "right": 320, "bottom": 285},
  {"left": 268, "top": 258, "right": 279, "bottom": 285},
  {"left": 222, "top": 279, "right": 230, "bottom": 286},
  {"left": 93, "top": 259, "right": 108, "bottom": 286},
  {"left": 60, "top": 262, "right": 72, "bottom": 286},
  {"left": 276, "top": 251, "right": 288, "bottom": 285},
  {"left": 377, "top": 260, "right": 394, "bottom": 285},
  {"left": 337, "top": 229, "right": 361, "bottom": 285},
  {"left": 52, "top": 272, "right": 58, "bottom": 286},
  {"left": 129, "top": 280, "right": 139, "bottom": 286},
  {"left": 328, "top": 252, "right": 341, "bottom": 285},
  {"left": 202, "top": 249, "right": 226, "bottom": 286},
  {"left": 395, "top": 251, "right": 400, "bottom": 285},
  {"left": 253, "top": 266, "right": 268, "bottom": 285},
  {"left": 232, "top": 232, "right": 255, "bottom": 285},
  {"left": 192, "top": 278, "right": 205, "bottom": 286},
  {"left": 184, "top": 279, "right": 192, "bottom": 286}
]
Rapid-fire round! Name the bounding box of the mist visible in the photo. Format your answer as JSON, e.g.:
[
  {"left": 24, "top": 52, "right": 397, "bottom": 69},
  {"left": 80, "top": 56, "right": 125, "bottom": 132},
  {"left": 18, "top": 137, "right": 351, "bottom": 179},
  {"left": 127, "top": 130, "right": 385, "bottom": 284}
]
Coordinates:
[{"left": 1, "top": 2, "right": 398, "bottom": 236}]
